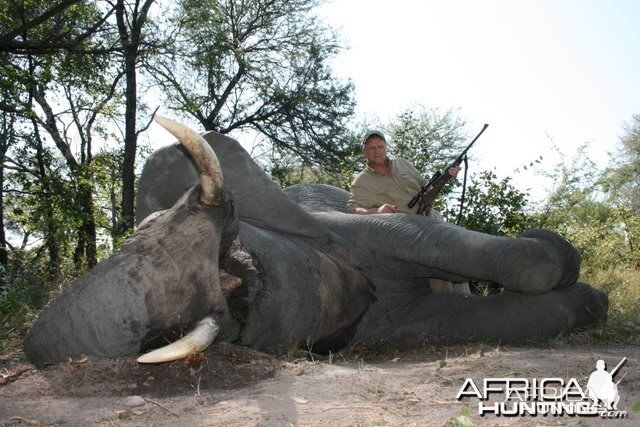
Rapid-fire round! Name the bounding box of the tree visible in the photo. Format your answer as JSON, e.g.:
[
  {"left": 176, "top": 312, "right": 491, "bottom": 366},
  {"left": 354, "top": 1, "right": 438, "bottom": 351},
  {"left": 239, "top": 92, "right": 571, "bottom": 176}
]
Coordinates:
[
  {"left": 536, "top": 143, "right": 602, "bottom": 230},
  {"left": 150, "top": 0, "right": 355, "bottom": 170},
  {"left": 0, "top": 0, "right": 121, "bottom": 273},
  {"left": 605, "top": 113, "right": 640, "bottom": 212},
  {"left": 386, "top": 108, "right": 469, "bottom": 176}
]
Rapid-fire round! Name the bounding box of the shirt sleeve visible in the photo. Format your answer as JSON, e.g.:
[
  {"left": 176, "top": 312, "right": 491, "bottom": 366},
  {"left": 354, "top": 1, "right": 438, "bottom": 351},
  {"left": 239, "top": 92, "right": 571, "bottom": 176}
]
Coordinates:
[
  {"left": 347, "top": 176, "right": 379, "bottom": 213},
  {"left": 397, "top": 158, "right": 428, "bottom": 187}
]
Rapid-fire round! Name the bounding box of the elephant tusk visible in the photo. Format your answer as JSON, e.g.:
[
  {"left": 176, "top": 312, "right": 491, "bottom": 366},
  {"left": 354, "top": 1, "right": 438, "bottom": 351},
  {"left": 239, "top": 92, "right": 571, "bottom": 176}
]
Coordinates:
[
  {"left": 154, "top": 115, "right": 224, "bottom": 206},
  {"left": 136, "top": 316, "right": 220, "bottom": 364}
]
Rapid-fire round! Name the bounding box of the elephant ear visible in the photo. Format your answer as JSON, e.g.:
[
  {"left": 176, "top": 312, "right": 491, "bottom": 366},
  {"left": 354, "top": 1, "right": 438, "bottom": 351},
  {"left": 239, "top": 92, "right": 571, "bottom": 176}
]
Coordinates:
[{"left": 137, "top": 130, "right": 328, "bottom": 238}]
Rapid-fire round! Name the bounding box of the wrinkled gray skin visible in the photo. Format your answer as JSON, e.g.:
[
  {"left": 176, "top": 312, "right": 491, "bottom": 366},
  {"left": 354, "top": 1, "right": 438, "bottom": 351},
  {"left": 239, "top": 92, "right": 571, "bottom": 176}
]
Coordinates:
[{"left": 25, "top": 131, "right": 608, "bottom": 367}]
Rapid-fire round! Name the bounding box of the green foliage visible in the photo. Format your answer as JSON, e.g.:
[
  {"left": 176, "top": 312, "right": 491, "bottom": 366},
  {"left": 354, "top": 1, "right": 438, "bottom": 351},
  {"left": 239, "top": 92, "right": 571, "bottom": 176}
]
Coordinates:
[
  {"left": 555, "top": 205, "right": 639, "bottom": 272},
  {"left": 0, "top": 254, "right": 76, "bottom": 351},
  {"left": 0, "top": 0, "right": 104, "bottom": 55},
  {"left": 535, "top": 143, "right": 601, "bottom": 227},
  {"left": 387, "top": 108, "right": 469, "bottom": 175},
  {"left": 0, "top": 0, "right": 128, "bottom": 271},
  {"left": 532, "top": 133, "right": 640, "bottom": 344},
  {"left": 544, "top": 202, "right": 640, "bottom": 344},
  {"left": 268, "top": 130, "right": 362, "bottom": 190},
  {"left": 453, "top": 170, "right": 534, "bottom": 236},
  {"left": 604, "top": 113, "right": 640, "bottom": 212}
]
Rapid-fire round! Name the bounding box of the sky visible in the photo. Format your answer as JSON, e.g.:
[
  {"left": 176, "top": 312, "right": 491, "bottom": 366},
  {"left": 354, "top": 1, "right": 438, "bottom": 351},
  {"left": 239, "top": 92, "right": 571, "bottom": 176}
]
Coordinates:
[
  {"left": 312, "top": 0, "right": 640, "bottom": 199},
  {"left": 148, "top": 0, "right": 640, "bottom": 201}
]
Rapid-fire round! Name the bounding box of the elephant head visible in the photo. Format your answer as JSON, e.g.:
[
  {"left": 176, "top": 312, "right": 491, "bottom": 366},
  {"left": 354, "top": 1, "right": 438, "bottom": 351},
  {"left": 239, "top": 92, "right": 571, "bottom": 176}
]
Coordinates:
[{"left": 24, "top": 117, "right": 238, "bottom": 366}]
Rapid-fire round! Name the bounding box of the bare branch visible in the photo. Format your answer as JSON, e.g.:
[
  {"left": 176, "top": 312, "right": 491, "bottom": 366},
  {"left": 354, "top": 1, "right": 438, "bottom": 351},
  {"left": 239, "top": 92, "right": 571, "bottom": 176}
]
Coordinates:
[{"left": 136, "top": 105, "right": 160, "bottom": 137}]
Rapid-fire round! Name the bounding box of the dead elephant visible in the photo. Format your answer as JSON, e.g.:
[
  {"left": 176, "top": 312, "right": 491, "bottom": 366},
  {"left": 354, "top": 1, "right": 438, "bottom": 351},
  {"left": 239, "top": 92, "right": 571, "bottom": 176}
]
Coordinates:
[{"left": 24, "top": 117, "right": 608, "bottom": 367}]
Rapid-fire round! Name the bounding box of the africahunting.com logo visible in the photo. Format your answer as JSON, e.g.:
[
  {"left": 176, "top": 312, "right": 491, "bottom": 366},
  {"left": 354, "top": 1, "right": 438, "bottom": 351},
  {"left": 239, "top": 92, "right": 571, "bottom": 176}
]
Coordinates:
[{"left": 456, "top": 357, "right": 628, "bottom": 418}]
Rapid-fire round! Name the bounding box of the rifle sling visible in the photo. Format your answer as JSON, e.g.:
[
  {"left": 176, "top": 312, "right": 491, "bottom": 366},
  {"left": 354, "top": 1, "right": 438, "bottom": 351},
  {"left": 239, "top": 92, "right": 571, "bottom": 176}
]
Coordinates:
[{"left": 455, "top": 155, "right": 469, "bottom": 225}]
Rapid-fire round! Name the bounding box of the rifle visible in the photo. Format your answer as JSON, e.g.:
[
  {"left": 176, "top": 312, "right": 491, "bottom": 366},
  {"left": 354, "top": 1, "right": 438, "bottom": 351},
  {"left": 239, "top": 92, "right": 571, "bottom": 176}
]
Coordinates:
[{"left": 408, "top": 123, "right": 489, "bottom": 218}]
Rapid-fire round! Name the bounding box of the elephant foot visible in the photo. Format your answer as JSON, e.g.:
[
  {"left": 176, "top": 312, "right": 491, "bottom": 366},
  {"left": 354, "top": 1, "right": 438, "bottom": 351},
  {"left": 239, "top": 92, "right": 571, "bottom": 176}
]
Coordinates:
[
  {"left": 517, "top": 229, "right": 581, "bottom": 291},
  {"left": 495, "top": 229, "right": 581, "bottom": 294}
]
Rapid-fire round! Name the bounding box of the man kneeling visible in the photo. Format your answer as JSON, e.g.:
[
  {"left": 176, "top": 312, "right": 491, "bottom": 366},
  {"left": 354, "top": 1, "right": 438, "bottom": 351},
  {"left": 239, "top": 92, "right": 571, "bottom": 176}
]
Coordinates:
[{"left": 347, "top": 130, "right": 468, "bottom": 295}]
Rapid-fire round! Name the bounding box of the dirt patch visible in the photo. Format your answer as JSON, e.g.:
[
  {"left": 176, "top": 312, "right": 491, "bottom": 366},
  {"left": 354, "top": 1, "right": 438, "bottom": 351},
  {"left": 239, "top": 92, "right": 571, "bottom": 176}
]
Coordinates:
[{"left": 1, "top": 343, "right": 639, "bottom": 425}]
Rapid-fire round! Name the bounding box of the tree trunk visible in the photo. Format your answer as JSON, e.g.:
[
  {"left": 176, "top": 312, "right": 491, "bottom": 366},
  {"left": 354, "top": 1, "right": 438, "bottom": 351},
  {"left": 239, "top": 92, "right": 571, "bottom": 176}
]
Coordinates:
[
  {"left": 33, "top": 135, "right": 61, "bottom": 280},
  {"left": 0, "top": 148, "right": 7, "bottom": 268},
  {"left": 115, "top": 0, "right": 156, "bottom": 241},
  {"left": 74, "top": 179, "right": 98, "bottom": 270},
  {"left": 0, "top": 114, "right": 10, "bottom": 268},
  {"left": 119, "top": 48, "right": 137, "bottom": 240}
]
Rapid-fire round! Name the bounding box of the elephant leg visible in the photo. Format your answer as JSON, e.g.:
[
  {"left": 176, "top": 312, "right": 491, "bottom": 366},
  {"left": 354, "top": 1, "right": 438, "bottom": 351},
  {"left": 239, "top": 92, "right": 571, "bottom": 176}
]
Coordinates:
[
  {"left": 419, "top": 226, "right": 582, "bottom": 294},
  {"left": 323, "top": 213, "right": 581, "bottom": 295},
  {"left": 354, "top": 282, "right": 608, "bottom": 346}
]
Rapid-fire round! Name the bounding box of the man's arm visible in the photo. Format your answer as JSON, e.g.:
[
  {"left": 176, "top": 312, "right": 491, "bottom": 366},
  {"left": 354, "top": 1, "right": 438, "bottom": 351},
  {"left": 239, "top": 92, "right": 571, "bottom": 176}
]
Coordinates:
[{"left": 347, "top": 178, "right": 398, "bottom": 214}]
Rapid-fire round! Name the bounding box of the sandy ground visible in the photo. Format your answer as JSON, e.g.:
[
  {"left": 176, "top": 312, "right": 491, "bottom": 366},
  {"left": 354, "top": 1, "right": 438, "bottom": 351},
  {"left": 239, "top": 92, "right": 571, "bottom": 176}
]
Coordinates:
[{"left": 1, "top": 342, "right": 639, "bottom": 426}]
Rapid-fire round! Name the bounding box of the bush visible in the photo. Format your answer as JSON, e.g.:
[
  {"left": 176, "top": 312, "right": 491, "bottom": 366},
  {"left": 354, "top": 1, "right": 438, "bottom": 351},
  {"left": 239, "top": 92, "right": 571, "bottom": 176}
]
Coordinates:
[
  {"left": 0, "top": 260, "right": 75, "bottom": 352},
  {"left": 543, "top": 205, "right": 640, "bottom": 345},
  {"left": 576, "top": 266, "right": 640, "bottom": 345}
]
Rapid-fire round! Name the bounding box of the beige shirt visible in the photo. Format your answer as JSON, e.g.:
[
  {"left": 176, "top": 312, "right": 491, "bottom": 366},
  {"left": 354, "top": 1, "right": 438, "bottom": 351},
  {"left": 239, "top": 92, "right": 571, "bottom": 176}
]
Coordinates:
[{"left": 347, "top": 158, "right": 428, "bottom": 214}]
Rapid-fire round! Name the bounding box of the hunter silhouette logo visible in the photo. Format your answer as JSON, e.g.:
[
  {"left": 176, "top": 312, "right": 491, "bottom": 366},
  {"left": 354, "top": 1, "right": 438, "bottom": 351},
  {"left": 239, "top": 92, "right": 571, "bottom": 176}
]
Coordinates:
[
  {"left": 456, "top": 357, "right": 629, "bottom": 418},
  {"left": 586, "top": 358, "right": 627, "bottom": 410}
]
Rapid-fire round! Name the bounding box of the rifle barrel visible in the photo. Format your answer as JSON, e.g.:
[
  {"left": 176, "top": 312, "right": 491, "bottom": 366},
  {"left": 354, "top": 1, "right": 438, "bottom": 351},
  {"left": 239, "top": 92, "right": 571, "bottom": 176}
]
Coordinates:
[
  {"left": 450, "top": 123, "right": 489, "bottom": 167},
  {"left": 461, "top": 123, "right": 489, "bottom": 157}
]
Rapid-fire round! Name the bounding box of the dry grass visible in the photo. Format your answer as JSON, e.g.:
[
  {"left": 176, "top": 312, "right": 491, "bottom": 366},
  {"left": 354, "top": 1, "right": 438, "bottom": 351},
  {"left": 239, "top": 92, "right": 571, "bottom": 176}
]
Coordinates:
[{"left": 562, "top": 265, "right": 640, "bottom": 346}]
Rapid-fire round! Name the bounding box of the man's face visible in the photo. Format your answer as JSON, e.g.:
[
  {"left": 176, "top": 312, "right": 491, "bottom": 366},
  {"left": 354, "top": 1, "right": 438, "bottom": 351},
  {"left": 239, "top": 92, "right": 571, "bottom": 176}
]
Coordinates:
[{"left": 363, "top": 136, "right": 388, "bottom": 166}]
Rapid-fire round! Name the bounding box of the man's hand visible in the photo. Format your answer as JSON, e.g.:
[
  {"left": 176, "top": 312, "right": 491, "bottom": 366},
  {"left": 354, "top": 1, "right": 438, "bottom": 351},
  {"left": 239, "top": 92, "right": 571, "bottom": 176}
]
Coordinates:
[
  {"left": 377, "top": 204, "right": 397, "bottom": 214},
  {"left": 448, "top": 165, "right": 461, "bottom": 178},
  {"left": 353, "top": 204, "right": 398, "bottom": 215}
]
